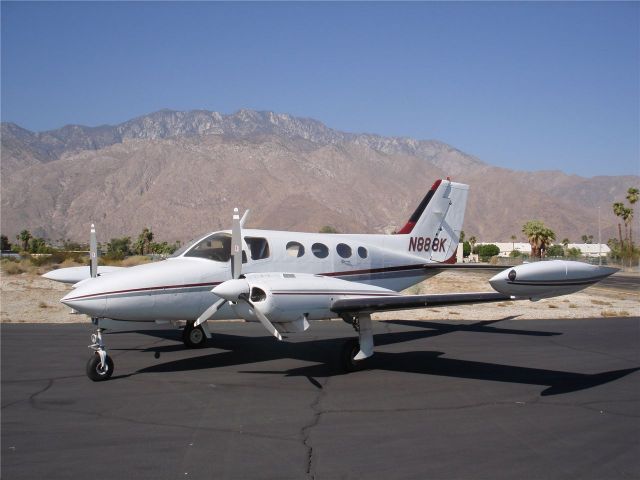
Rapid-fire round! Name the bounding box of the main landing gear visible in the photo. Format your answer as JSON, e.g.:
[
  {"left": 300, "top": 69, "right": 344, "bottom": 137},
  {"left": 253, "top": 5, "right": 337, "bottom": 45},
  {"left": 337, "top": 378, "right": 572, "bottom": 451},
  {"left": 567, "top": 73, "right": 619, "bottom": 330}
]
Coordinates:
[
  {"left": 86, "top": 324, "right": 114, "bottom": 381},
  {"left": 182, "top": 321, "right": 211, "bottom": 349},
  {"left": 340, "top": 313, "right": 374, "bottom": 373}
]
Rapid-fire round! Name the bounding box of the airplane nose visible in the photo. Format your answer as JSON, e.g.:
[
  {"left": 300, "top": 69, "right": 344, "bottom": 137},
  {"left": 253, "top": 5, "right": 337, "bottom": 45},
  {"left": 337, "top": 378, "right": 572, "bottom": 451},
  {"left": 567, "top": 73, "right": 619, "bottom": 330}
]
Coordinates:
[{"left": 61, "top": 285, "right": 107, "bottom": 317}]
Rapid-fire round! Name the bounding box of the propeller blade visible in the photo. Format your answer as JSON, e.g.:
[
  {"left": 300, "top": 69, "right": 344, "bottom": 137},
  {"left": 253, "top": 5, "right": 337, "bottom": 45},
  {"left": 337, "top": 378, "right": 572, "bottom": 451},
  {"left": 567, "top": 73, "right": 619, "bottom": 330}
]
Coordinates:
[
  {"left": 238, "top": 297, "right": 283, "bottom": 341},
  {"left": 231, "top": 207, "right": 242, "bottom": 279},
  {"left": 240, "top": 209, "right": 250, "bottom": 227},
  {"left": 89, "top": 224, "right": 98, "bottom": 279},
  {"left": 195, "top": 298, "right": 226, "bottom": 327}
]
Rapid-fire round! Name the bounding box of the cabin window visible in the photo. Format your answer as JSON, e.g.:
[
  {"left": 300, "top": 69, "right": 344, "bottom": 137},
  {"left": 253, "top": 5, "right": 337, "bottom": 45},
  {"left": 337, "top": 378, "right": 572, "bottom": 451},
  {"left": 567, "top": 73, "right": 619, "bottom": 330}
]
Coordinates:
[
  {"left": 336, "top": 243, "right": 352, "bottom": 258},
  {"left": 358, "top": 246, "right": 368, "bottom": 259},
  {"left": 245, "top": 237, "right": 270, "bottom": 260},
  {"left": 184, "top": 233, "right": 231, "bottom": 262},
  {"left": 312, "top": 243, "right": 329, "bottom": 259},
  {"left": 286, "top": 241, "right": 305, "bottom": 258}
]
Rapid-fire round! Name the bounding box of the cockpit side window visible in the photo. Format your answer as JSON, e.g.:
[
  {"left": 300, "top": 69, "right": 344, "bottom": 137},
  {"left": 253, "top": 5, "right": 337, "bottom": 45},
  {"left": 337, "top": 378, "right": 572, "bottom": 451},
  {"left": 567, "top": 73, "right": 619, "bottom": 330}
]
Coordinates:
[
  {"left": 184, "top": 234, "right": 231, "bottom": 262},
  {"left": 245, "top": 237, "right": 270, "bottom": 260}
]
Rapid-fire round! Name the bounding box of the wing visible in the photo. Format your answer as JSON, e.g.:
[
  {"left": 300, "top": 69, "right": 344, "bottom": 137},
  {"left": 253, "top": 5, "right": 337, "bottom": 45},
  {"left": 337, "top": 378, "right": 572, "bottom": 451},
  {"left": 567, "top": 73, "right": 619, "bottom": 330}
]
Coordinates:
[
  {"left": 42, "top": 266, "right": 126, "bottom": 285},
  {"left": 331, "top": 292, "right": 512, "bottom": 315}
]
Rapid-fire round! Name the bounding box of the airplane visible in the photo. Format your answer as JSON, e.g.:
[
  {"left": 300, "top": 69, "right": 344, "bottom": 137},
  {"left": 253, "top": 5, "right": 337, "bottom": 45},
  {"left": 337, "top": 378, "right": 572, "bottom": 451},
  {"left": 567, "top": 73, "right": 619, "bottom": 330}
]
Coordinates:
[{"left": 42, "top": 179, "right": 618, "bottom": 381}]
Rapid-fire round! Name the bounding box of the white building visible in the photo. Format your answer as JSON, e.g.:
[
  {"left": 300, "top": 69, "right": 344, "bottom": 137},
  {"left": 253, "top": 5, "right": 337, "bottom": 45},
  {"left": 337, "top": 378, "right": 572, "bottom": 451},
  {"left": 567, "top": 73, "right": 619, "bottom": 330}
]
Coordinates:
[{"left": 474, "top": 242, "right": 610, "bottom": 258}]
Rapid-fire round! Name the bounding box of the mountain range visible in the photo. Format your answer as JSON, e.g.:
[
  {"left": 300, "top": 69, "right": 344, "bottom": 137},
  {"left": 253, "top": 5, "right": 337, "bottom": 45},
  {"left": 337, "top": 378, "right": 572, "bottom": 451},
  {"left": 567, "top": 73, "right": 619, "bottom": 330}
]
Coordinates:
[{"left": 1, "top": 109, "right": 637, "bottom": 245}]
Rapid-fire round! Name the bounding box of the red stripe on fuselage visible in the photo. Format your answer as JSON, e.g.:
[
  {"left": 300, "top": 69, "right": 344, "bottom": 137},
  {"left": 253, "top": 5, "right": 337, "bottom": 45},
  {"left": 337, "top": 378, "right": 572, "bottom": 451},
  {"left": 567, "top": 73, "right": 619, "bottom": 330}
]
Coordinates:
[{"left": 64, "top": 281, "right": 222, "bottom": 301}]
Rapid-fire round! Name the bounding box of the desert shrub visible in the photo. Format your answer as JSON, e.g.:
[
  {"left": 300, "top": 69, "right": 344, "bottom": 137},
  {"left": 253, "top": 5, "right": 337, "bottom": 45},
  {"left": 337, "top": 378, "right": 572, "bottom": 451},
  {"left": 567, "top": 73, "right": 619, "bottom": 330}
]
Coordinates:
[
  {"left": 120, "top": 256, "right": 152, "bottom": 267},
  {"left": 1, "top": 259, "right": 26, "bottom": 274},
  {"left": 1, "top": 258, "right": 39, "bottom": 275},
  {"left": 546, "top": 245, "right": 564, "bottom": 257},
  {"left": 477, "top": 244, "right": 500, "bottom": 262}
]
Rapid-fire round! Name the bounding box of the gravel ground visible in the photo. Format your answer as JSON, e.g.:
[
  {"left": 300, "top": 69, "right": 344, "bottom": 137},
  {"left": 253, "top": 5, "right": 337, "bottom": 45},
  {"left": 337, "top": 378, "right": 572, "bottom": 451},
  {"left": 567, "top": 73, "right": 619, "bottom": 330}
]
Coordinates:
[{"left": 1, "top": 269, "right": 636, "bottom": 324}]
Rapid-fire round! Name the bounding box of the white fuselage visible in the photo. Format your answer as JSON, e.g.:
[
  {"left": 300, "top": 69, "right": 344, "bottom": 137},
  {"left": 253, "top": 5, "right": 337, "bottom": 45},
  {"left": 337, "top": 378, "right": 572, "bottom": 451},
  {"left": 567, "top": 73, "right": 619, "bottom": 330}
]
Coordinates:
[{"left": 61, "top": 229, "right": 450, "bottom": 323}]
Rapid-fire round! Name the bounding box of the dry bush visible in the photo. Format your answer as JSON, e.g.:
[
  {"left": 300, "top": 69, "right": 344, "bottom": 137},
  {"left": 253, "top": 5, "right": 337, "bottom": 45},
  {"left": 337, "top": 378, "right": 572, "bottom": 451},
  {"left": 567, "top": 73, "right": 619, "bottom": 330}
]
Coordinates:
[
  {"left": 120, "top": 256, "right": 152, "bottom": 267},
  {"left": 591, "top": 299, "right": 612, "bottom": 306},
  {"left": 569, "top": 303, "right": 578, "bottom": 308},
  {"left": 60, "top": 258, "right": 85, "bottom": 268},
  {"left": 1, "top": 259, "right": 39, "bottom": 275},
  {"left": 548, "top": 304, "right": 559, "bottom": 309},
  {"left": 601, "top": 309, "right": 630, "bottom": 317},
  {"left": 1, "top": 260, "right": 26, "bottom": 275}
]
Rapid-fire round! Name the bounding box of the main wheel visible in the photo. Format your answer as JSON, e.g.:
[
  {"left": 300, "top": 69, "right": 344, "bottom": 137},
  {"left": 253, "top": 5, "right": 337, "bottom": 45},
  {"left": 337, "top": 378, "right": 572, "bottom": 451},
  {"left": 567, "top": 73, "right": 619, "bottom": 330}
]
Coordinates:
[
  {"left": 86, "top": 353, "right": 114, "bottom": 381},
  {"left": 183, "top": 323, "right": 207, "bottom": 348},
  {"left": 340, "top": 338, "right": 365, "bottom": 373}
]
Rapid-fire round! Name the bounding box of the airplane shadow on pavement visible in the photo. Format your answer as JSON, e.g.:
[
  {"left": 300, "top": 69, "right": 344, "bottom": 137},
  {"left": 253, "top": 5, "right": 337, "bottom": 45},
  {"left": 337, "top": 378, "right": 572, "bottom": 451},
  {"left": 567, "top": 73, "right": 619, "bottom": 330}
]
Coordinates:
[{"left": 121, "top": 319, "right": 639, "bottom": 396}]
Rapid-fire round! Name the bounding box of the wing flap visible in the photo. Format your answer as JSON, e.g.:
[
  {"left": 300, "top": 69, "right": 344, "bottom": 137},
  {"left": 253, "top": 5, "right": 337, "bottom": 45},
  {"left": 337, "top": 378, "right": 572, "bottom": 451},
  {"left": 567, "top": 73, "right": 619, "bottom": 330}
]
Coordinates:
[{"left": 331, "top": 292, "right": 512, "bottom": 314}]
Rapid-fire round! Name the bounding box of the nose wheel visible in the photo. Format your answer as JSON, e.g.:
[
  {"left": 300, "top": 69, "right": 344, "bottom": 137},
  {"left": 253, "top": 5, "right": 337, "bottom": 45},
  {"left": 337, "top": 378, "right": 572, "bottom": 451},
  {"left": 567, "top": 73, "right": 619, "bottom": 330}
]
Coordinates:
[
  {"left": 86, "top": 327, "right": 114, "bottom": 381},
  {"left": 183, "top": 321, "right": 208, "bottom": 348}
]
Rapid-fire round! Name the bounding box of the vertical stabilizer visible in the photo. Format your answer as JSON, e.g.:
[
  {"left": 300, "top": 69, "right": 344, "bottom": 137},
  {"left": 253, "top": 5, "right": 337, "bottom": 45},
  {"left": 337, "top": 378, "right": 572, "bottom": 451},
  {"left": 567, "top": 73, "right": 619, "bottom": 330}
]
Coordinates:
[{"left": 397, "top": 179, "right": 468, "bottom": 263}]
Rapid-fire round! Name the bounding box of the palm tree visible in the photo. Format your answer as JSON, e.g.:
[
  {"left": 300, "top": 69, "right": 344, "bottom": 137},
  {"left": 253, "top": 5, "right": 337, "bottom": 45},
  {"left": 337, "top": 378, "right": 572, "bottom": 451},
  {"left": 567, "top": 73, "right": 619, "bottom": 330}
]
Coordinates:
[
  {"left": 621, "top": 207, "right": 633, "bottom": 261},
  {"left": 562, "top": 238, "right": 570, "bottom": 256},
  {"left": 626, "top": 187, "right": 638, "bottom": 248},
  {"left": 613, "top": 202, "right": 625, "bottom": 251},
  {"left": 468, "top": 236, "right": 477, "bottom": 255},
  {"left": 522, "top": 220, "right": 556, "bottom": 259},
  {"left": 510, "top": 234, "right": 517, "bottom": 252},
  {"left": 17, "top": 230, "right": 32, "bottom": 251}
]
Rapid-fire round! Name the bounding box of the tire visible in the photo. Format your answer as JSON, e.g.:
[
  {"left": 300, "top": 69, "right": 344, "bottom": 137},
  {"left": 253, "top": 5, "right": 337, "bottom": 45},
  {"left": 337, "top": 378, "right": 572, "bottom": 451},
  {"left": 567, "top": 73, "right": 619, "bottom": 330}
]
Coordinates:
[
  {"left": 183, "top": 323, "right": 207, "bottom": 348},
  {"left": 86, "top": 353, "right": 114, "bottom": 381},
  {"left": 340, "top": 338, "right": 365, "bottom": 373}
]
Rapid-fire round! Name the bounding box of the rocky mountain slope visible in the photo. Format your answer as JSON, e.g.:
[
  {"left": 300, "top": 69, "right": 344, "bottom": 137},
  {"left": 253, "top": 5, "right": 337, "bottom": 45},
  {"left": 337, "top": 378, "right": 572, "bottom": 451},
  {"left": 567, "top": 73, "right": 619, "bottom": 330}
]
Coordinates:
[{"left": 1, "top": 109, "right": 637, "bottom": 244}]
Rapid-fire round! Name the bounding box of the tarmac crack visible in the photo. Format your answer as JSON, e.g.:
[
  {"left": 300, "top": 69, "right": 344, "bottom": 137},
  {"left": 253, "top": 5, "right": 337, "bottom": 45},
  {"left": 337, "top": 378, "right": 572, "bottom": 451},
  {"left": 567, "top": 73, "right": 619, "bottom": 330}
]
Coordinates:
[
  {"left": 306, "top": 397, "right": 640, "bottom": 419},
  {"left": 301, "top": 376, "right": 330, "bottom": 479}
]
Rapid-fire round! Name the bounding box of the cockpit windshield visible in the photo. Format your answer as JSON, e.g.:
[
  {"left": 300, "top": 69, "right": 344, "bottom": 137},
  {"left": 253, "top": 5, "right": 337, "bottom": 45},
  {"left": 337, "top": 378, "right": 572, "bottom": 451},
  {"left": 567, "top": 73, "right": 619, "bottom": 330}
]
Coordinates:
[
  {"left": 180, "top": 233, "right": 232, "bottom": 262},
  {"left": 169, "top": 235, "right": 203, "bottom": 258}
]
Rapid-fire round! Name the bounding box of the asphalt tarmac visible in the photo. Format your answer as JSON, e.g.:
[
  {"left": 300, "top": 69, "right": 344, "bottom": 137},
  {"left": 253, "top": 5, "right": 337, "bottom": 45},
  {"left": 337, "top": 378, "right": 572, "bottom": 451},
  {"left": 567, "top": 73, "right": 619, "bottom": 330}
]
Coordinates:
[{"left": 2, "top": 318, "right": 639, "bottom": 480}]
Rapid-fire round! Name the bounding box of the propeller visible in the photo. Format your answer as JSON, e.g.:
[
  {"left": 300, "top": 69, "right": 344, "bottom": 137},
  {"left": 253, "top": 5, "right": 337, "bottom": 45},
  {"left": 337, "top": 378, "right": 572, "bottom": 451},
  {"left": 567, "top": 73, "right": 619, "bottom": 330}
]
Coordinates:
[
  {"left": 90, "top": 224, "right": 98, "bottom": 279},
  {"left": 194, "top": 208, "right": 283, "bottom": 341}
]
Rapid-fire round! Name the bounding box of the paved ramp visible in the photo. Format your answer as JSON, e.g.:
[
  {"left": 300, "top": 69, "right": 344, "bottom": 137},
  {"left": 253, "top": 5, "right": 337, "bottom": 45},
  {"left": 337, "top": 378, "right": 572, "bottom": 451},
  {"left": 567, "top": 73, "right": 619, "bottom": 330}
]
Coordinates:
[{"left": 2, "top": 318, "right": 639, "bottom": 479}]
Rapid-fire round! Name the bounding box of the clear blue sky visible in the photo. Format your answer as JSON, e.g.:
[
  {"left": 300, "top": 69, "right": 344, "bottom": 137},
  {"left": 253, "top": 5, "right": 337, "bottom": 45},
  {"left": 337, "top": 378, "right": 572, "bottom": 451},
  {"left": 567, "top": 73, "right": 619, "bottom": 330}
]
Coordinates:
[{"left": 2, "top": 1, "right": 638, "bottom": 177}]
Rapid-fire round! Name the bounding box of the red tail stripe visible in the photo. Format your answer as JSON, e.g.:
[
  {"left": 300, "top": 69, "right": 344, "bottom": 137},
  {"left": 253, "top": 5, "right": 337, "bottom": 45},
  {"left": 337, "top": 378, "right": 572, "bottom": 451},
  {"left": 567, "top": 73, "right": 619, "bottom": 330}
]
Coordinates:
[{"left": 395, "top": 179, "right": 443, "bottom": 235}]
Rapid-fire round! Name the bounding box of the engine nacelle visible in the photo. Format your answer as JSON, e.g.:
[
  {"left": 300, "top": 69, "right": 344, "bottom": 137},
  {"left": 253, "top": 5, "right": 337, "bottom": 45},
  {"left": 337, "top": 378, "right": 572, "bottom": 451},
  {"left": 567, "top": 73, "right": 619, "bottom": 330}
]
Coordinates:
[
  {"left": 489, "top": 260, "right": 617, "bottom": 300},
  {"left": 232, "top": 273, "right": 396, "bottom": 323}
]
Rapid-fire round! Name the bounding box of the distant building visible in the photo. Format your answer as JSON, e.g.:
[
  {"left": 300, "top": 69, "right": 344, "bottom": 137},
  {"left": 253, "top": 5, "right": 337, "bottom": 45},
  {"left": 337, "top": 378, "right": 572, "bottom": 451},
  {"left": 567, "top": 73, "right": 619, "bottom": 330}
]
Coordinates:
[
  {"left": 565, "top": 243, "right": 610, "bottom": 258},
  {"left": 475, "top": 242, "right": 610, "bottom": 258}
]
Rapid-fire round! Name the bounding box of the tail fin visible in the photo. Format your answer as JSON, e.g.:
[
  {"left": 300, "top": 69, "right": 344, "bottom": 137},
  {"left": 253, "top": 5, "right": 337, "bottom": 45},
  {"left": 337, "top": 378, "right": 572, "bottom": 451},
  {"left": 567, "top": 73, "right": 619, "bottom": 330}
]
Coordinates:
[{"left": 397, "top": 179, "right": 469, "bottom": 263}]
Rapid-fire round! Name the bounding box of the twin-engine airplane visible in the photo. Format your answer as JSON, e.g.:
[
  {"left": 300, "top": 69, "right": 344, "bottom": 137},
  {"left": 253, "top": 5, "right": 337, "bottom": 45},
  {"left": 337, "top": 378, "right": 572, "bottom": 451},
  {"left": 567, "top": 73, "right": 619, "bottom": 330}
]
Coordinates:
[{"left": 43, "top": 179, "right": 617, "bottom": 381}]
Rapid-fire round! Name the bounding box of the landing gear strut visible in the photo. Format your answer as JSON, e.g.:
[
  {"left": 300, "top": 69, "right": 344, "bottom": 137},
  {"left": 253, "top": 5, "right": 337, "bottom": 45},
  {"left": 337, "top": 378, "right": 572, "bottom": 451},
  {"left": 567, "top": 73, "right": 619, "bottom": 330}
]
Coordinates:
[
  {"left": 182, "top": 321, "right": 209, "bottom": 348},
  {"left": 86, "top": 324, "right": 114, "bottom": 381},
  {"left": 340, "top": 313, "right": 374, "bottom": 372}
]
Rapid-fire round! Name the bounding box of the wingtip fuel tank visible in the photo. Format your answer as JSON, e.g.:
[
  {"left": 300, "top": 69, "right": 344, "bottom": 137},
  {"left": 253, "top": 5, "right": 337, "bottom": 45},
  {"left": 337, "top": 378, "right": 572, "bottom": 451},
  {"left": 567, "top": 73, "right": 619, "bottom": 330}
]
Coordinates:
[{"left": 489, "top": 260, "right": 618, "bottom": 300}]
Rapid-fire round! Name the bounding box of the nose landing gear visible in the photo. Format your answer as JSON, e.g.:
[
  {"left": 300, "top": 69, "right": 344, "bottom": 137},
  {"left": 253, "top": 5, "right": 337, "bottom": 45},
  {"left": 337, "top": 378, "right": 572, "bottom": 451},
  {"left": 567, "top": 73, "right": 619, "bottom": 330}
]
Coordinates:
[
  {"left": 86, "top": 325, "right": 114, "bottom": 381},
  {"left": 182, "top": 320, "right": 211, "bottom": 348}
]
